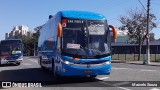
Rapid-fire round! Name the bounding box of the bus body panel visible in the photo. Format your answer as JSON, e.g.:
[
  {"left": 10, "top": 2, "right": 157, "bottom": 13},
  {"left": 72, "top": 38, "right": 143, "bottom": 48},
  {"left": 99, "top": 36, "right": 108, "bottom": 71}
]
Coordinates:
[
  {"left": 38, "top": 12, "right": 61, "bottom": 68},
  {"left": 38, "top": 10, "right": 112, "bottom": 77},
  {"left": 57, "top": 62, "right": 111, "bottom": 76},
  {"left": 54, "top": 55, "right": 111, "bottom": 76}
]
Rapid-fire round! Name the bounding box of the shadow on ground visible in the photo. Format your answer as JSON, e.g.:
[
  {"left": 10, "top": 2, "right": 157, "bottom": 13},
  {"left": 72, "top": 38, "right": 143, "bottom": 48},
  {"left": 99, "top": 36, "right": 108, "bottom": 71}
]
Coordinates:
[{"left": 0, "top": 67, "right": 102, "bottom": 87}]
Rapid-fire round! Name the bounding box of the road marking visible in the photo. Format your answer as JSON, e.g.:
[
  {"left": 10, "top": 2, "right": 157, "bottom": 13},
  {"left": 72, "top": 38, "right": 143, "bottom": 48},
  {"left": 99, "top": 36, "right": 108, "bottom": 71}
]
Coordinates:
[
  {"left": 117, "top": 87, "right": 131, "bottom": 90},
  {"left": 97, "top": 77, "right": 109, "bottom": 80},
  {"left": 140, "top": 69, "right": 157, "bottom": 72},
  {"left": 150, "top": 88, "right": 160, "bottom": 90},
  {"left": 99, "top": 81, "right": 131, "bottom": 90}
]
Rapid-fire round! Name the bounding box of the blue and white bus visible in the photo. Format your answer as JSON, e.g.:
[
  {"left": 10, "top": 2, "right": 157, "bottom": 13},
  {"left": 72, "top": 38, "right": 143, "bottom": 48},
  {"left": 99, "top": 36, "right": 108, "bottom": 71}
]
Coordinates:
[
  {"left": 38, "top": 11, "right": 117, "bottom": 77},
  {"left": 0, "top": 39, "right": 23, "bottom": 66}
]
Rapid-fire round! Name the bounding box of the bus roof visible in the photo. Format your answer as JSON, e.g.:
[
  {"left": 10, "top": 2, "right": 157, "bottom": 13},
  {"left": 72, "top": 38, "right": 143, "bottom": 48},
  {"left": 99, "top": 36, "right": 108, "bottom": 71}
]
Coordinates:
[{"left": 60, "top": 10, "right": 106, "bottom": 20}]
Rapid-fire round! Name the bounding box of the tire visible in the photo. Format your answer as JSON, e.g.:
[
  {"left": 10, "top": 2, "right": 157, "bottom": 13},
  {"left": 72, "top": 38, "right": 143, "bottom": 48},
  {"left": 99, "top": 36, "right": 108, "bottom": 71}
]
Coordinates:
[
  {"left": 51, "top": 58, "right": 54, "bottom": 72},
  {"left": 41, "top": 66, "right": 46, "bottom": 71},
  {"left": 90, "top": 75, "right": 97, "bottom": 78},
  {"left": 52, "top": 58, "right": 61, "bottom": 80},
  {"left": 39, "top": 56, "right": 42, "bottom": 65},
  {"left": 40, "top": 57, "right": 45, "bottom": 70},
  {"left": 0, "top": 59, "right": 1, "bottom": 66},
  {"left": 15, "top": 62, "right": 20, "bottom": 66}
]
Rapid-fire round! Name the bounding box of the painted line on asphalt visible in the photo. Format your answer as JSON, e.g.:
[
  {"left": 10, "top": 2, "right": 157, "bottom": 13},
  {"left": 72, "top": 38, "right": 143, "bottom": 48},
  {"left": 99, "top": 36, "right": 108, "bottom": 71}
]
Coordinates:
[
  {"left": 140, "top": 69, "right": 157, "bottom": 72},
  {"left": 99, "top": 81, "right": 131, "bottom": 90},
  {"left": 150, "top": 88, "right": 160, "bottom": 90},
  {"left": 97, "top": 77, "right": 109, "bottom": 80}
]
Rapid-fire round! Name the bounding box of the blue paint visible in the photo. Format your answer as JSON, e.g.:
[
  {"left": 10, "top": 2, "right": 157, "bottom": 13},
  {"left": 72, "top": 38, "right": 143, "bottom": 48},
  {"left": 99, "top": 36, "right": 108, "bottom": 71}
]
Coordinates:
[
  {"left": 60, "top": 10, "right": 106, "bottom": 20},
  {"left": 38, "top": 10, "right": 112, "bottom": 77},
  {"left": 89, "top": 49, "right": 94, "bottom": 55}
]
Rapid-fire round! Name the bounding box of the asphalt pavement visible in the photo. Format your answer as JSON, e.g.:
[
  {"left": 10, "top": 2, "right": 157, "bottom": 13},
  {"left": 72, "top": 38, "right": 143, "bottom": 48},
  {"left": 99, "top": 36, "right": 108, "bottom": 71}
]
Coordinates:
[{"left": 0, "top": 56, "right": 160, "bottom": 90}]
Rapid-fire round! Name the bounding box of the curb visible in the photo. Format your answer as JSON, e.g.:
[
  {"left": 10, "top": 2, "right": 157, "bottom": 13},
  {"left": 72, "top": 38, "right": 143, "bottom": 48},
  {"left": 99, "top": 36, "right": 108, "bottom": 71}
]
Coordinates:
[
  {"left": 111, "top": 60, "right": 127, "bottom": 63},
  {"left": 112, "top": 60, "right": 160, "bottom": 66}
]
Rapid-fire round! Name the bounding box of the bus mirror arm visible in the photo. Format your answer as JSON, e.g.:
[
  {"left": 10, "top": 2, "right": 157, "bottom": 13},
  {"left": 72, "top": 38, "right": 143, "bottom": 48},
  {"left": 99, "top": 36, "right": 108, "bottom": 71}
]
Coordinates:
[
  {"left": 58, "top": 23, "right": 62, "bottom": 37},
  {"left": 57, "top": 47, "right": 61, "bottom": 53},
  {"left": 109, "top": 25, "right": 117, "bottom": 42}
]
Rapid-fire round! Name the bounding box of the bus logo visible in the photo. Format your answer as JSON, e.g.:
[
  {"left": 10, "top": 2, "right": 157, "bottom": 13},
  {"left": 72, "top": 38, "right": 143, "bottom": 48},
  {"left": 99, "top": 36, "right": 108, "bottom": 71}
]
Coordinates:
[
  {"left": 89, "top": 50, "right": 94, "bottom": 55},
  {"left": 2, "top": 82, "right": 11, "bottom": 88}
]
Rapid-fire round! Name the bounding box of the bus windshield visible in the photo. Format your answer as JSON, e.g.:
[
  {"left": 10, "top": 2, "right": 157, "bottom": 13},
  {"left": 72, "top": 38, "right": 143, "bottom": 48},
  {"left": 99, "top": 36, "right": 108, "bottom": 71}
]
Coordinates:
[
  {"left": 62, "top": 18, "right": 110, "bottom": 58},
  {"left": 0, "top": 44, "right": 22, "bottom": 56}
]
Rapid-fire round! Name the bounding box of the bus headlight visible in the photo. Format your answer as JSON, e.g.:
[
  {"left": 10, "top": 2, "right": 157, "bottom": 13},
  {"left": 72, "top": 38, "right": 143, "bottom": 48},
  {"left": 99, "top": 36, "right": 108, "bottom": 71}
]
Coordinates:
[
  {"left": 62, "top": 60, "right": 74, "bottom": 65},
  {"left": 103, "top": 61, "right": 111, "bottom": 65}
]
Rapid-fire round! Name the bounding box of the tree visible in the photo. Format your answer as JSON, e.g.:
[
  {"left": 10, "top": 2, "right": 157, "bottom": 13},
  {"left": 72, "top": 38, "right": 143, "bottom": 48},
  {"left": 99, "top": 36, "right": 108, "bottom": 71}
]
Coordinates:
[
  {"left": 14, "top": 31, "right": 39, "bottom": 56},
  {"left": 119, "top": 8, "right": 157, "bottom": 61},
  {"left": 31, "top": 31, "right": 39, "bottom": 56},
  {"left": 21, "top": 35, "right": 32, "bottom": 56}
]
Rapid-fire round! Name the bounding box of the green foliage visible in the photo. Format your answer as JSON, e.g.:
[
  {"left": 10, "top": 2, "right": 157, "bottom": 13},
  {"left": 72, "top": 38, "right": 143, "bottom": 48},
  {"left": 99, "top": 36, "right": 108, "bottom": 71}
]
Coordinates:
[{"left": 15, "top": 31, "right": 39, "bottom": 56}]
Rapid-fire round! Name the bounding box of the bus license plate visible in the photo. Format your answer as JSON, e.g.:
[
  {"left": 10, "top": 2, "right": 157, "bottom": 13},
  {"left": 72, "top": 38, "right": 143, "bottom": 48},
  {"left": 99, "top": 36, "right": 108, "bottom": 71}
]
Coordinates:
[{"left": 84, "top": 70, "right": 92, "bottom": 73}]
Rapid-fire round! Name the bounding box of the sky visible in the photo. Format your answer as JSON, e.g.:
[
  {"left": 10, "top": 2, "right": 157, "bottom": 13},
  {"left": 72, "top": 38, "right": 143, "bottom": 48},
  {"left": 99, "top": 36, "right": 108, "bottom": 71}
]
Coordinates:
[{"left": 0, "top": 0, "right": 160, "bottom": 40}]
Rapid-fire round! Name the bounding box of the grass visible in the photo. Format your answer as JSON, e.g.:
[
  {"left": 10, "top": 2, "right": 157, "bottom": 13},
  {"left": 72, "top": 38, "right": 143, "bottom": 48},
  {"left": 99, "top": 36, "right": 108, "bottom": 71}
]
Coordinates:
[{"left": 112, "top": 54, "right": 160, "bottom": 62}]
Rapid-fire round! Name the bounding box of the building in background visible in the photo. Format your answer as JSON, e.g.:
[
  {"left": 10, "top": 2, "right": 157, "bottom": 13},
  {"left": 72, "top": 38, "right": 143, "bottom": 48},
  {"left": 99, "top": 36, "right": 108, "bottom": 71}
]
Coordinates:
[{"left": 5, "top": 25, "right": 31, "bottom": 39}]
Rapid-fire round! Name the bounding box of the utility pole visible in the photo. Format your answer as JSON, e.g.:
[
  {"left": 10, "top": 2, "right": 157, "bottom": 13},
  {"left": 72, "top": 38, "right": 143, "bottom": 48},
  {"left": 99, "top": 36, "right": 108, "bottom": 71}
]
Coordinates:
[{"left": 144, "top": 0, "right": 150, "bottom": 65}]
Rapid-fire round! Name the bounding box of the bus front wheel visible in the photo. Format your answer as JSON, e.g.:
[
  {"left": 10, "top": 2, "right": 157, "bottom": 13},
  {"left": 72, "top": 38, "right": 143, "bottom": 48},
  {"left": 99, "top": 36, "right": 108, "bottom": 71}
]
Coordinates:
[
  {"left": 89, "top": 75, "right": 97, "bottom": 78},
  {"left": 0, "top": 59, "right": 1, "bottom": 66},
  {"left": 40, "top": 57, "right": 46, "bottom": 70},
  {"left": 51, "top": 59, "right": 61, "bottom": 80},
  {"left": 15, "top": 62, "right": 20, "bottom": 66}
]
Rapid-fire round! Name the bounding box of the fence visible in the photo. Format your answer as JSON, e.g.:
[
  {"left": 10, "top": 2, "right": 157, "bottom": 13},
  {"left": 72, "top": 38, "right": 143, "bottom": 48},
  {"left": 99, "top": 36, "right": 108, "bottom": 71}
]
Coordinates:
[
  {"left": 112, "top": 45, "right": 160, "bottom": 62},
  {"left": 112, "top": 54, "right": 160, "bottom": 62}
]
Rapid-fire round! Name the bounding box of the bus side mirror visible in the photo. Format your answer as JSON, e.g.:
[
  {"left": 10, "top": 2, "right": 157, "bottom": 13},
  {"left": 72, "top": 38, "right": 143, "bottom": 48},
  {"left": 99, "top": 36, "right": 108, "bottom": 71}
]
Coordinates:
[
  {"left": 58, "top": 23, "right": 62, "bottom": 37},
  {"left": 109, "top": 25, "right": 117, "bottom": 42}
]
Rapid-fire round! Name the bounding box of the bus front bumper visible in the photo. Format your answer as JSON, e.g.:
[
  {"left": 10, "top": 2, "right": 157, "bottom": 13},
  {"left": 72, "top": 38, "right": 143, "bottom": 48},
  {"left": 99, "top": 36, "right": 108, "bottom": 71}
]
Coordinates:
[{"left": 56, "top": 61, "right": 112, "bottom": 76}]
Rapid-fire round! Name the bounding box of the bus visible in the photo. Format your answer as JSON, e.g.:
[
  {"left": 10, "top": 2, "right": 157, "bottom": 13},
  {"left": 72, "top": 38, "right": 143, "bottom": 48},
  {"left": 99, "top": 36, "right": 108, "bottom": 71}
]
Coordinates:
[
  {"left": 0, "top": 39, "right": 23, "bottom": 66},
  {"left": 38, "top": 11, "right": 117, "bottom": 78}
]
